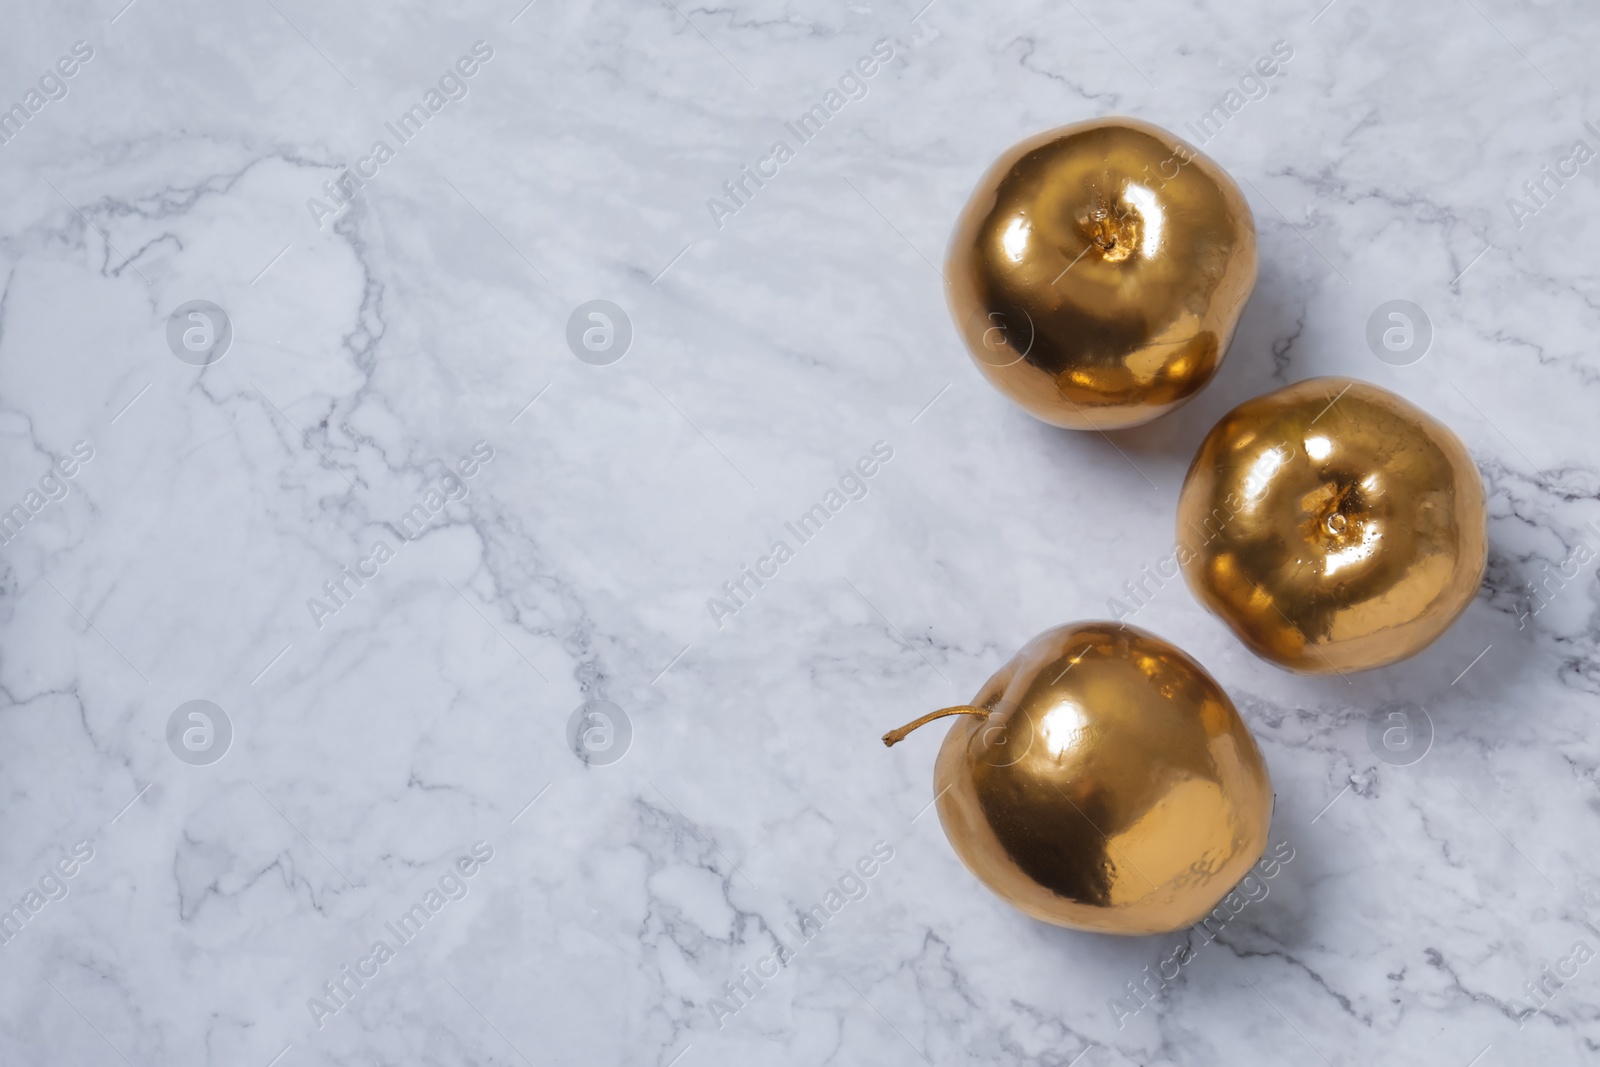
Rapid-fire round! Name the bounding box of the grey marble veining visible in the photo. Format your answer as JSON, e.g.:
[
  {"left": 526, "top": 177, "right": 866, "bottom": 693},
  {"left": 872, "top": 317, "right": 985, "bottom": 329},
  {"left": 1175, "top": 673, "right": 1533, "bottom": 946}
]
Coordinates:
[{"left": 0, "top": 0, "right": 1597, "bottom": 1064}]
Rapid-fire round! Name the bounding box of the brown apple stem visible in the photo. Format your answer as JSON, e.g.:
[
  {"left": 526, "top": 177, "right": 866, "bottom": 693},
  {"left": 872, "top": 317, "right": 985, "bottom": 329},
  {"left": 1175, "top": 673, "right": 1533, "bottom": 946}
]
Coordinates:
[{"left": 882, "top": 706, "right": 989, "bottom": 747}]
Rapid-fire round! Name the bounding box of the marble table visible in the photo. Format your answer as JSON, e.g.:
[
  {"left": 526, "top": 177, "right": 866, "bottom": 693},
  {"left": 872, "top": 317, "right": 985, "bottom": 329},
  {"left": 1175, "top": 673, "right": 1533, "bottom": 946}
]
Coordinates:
[{"left": 1, "top": 0, "right": 1596, "bottom": 1064}]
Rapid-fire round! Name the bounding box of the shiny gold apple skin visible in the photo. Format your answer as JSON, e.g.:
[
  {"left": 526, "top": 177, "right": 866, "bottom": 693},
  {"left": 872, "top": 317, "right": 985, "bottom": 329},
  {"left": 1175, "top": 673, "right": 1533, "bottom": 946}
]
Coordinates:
[
  {"left": 946, "top": 117, "right": 1257, "bottom": 430},
  {"left": 909, "top": 623, "right": 1272, "bottom": 935},
  {"left": 1177, "top": 377, "right": 1488, "bottom": 674}
]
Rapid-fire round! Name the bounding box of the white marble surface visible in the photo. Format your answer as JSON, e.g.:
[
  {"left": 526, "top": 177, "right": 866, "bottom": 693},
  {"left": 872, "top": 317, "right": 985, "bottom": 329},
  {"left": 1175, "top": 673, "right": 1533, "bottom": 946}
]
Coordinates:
[{"left": 1, "top": 0, "right": 1597, "bottom": 1063}]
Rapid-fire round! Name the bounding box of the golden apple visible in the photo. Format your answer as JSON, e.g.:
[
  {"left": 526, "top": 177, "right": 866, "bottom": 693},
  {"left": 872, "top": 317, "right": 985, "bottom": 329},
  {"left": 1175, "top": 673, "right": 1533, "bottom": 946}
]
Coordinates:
[
  {"left": 883, "top": 622, "right": 1272, "bottom": 935},
  {"left": 946, "top": 117, "right": 1257, "bottom": 430},
  {"left": 1177, "top": 377, "right": 1487, "bottom": 673}
]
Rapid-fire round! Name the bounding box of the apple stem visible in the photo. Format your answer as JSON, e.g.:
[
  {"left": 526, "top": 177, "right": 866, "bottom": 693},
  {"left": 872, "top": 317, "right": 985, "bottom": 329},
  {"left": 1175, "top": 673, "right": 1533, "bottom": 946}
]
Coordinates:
[{"left": 882, "top": 705, "right": 990, "bottom": 747}]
